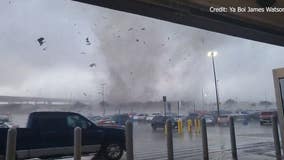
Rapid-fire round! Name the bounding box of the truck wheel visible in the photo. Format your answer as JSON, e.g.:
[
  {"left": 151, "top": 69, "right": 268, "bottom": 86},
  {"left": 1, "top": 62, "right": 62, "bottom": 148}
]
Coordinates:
[{"left": 102, "top": 144, "right": 123, "bottom": 160}]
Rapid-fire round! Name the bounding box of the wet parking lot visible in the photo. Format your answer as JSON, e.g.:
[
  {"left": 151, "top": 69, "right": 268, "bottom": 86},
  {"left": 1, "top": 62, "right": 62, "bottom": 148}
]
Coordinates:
[
  {"left": 12, "top": 114, "right": 277, "bottom": 160},
  {"left": 124, "top": 121, "right": 275, "bottom": 160}
]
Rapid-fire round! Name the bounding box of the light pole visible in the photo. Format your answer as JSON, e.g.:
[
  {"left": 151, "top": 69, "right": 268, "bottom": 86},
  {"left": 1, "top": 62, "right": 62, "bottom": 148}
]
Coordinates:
[
  {"left": 201, "top": 88, "right": 207, "bottom": 111},
  {"left": 208, "top": 51, "right": 220, "bottom": 117}
]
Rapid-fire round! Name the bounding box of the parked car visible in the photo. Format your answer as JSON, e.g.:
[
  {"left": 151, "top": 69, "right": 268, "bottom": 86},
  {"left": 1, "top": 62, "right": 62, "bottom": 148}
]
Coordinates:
[
  {"left": 97, "top": 116, "right": 117, "bottom": 127},
  {"left": 231, "top": 113, "right": 249, "bottom": 124},
  {"left": 217, "top": 115, "right": 230, "bottom": 126},
  {"left": 146, "top": 113, "right": 162, "bottom": 121},
  {"left": 0, "top": 122, "right": 18, "bottom": 128},
  {"left": 87, "top": 115, "right": 103, "bottom": 124},
  {"left": 186, "top": 113, "right": 199, "bottom": 121},
  {"left": 259, "top": 111, "right": 276, "bottom": 125},
  {"left": 133, "top": 113, "right": 148, "bottom": 121},
  {"left": 0, "top": 115, "right": 10, "bottom": 124},
  {"left": 128, "top": 112, "right": 137, "bottom": 119},
  {"left": 202, "top": 114, "right": 216, "bottom": 125},
  {"left": 0, "top": 112, "right": 125, "bottom": 160},
  {"left": 151, "top": 116, "right": 177, "bottom": 130},
  {"left": 174, "top": 114, "right": 186, "bottom": 122},
  {"left": 111, "top": 114, "right": 130, "bottom": 126}
]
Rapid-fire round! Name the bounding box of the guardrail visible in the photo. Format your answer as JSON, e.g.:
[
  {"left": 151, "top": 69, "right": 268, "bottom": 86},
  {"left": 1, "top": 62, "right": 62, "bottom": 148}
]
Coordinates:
[{"left": 3, "top": 115, "right": 282, "bottom": 160}]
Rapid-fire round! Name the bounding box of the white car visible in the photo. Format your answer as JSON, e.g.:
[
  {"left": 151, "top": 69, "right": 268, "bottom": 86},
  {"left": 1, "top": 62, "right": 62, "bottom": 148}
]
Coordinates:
[
  {"left": 146, "top": 113, "right": 162, "bottom": 121},
  {"left": 134, "top": 114, "right": 148, "bottom": 121}
]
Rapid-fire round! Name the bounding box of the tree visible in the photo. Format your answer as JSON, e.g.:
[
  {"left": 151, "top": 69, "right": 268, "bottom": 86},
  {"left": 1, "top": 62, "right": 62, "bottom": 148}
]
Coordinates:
[
  {"left": 259, "top": 101, "right": 272, "bottom": 106},
  {"left": 224, "top": 99, "right": 237, "bottom": 105}
]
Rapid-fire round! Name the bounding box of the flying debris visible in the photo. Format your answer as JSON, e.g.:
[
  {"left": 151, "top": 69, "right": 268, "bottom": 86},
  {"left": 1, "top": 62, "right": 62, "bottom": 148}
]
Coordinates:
[
  {"left": 128, "top": 28, "right": 133, "bottom": 31},
  {"left": 136, "top": 39, "right": 139, "bottom": 42},
  {"left": 42, "top": 47, "right": 47, "bottom": 51},
  {"left": 80, "top": 52, "right": 87, "bottom": 55},
  {"left": 86, "top": 37, "right": 91, "bottom": 45},
  {"left": 169, "top": 58, "right": 172, "bottom": 62},
  {"left": 141, "top": 27, "right": 146, "bottom": 31},
  {"left": 143, "top": 41, "right": 146, "bottom": 45},
  {"left": 168, "top": 37, "right": 170, "bottom": 40},
  {"left": 83, "top": 92, "right": 87, "bottom": 96},
  {"left": 37, "top": 37, "right": 45, "bottom": 46},
  {"left": 89, "top": 63, "right": 96, "bottom": 67},
  {"left": 130, "top": 72, "right": 133, "bottom": 75}
]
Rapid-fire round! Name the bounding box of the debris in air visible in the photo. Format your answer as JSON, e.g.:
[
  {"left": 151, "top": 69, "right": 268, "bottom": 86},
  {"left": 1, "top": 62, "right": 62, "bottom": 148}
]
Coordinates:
[
  {"left": 86, "top": 38, "right": 91, "bottom": 45},
  {"left": 141, "top": 27, "right": 146, "bottom": 31},
  {"left": 128, "top": 28, "right": 133, "bottom": 31},
  {"left": 37, "top": 37, "right": 45, "bottom": 46},
  {"left": 168, "top": 37, "right": 170, "bottom": 40},
  {"left": 42, "top": 47, "right": 47, "bottom": 51},
  {"left": 80, "top": 52, "right": 87, "bottom": 55},
  {"left": 136, "top": 39, "right": 139, "bottom": 42},
  {"left": 83, "top": 92, "right": 87, "bottom": 96},
  {"left": 89, "top": 63, "right": 96, "bottom": 67}
]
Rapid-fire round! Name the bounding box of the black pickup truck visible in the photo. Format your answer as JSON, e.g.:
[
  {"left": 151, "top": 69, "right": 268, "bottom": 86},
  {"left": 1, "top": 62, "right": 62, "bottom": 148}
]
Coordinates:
[{"left": 0, "top": 112, "right": 125, "bottom": 160}]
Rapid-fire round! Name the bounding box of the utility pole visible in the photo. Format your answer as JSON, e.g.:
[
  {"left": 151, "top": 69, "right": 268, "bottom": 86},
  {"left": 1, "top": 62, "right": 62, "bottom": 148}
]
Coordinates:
[{"left": 163, "top": 96, "right": 167, "bottom": 116}]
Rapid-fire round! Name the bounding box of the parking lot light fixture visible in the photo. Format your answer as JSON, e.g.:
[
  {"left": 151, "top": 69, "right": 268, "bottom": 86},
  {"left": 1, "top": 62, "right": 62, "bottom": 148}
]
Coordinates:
[{"left": 208, "top": 51, "right": 220, "bottom": 117}]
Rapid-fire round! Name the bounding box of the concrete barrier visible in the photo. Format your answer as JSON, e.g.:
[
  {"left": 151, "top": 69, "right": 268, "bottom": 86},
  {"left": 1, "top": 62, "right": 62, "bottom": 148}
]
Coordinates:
[
  {"left": 201, "top": 119, "right": 208, "bottom": 160},
  {"left": 5, "top": 127, "right": 17, "bottom": 160},
  {"left": 178, "top": 119, "right": 183, "bottom": 134},
  {"left": 187, "top": 119, "right": 192, "bottom": 133},
  {"left": 229, "top": 117, "right": 238, "bottom": 160},
  {"left": 166, "top": 119, "right": 174, "bottom": 160},
  {"left": 74, "top": 127, "right": 82, "bottom": 160},
  {"left": 272, "top": 116, "right": 281, "bottom": 160},
  {"left": 126, "top": 121, "right": 134, "bottom": 160}
]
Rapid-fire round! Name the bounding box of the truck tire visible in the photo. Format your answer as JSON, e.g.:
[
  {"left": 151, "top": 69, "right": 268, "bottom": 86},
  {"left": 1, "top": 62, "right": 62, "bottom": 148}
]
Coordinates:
[{"left": 101, "top": 144, "right": 123, "bottom": 160}]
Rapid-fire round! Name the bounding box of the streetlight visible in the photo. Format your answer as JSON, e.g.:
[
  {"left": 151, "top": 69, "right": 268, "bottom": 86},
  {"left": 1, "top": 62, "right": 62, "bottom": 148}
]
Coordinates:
[{"left": 208, "top": 51, "right": 220, "bottom": 117}]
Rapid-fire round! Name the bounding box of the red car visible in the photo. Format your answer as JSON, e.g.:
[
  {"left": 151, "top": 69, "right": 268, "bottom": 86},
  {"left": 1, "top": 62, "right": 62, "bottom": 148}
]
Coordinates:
[
  {"left": 217, "top": 115, "right": 230, "bottom": 126},
  {"left": 259, "top": 111, "right": 277, "bottom": 125}
]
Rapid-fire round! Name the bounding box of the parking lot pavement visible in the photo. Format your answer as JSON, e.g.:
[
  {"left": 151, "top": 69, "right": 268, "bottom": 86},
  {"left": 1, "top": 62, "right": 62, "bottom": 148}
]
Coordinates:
[
  {"left": 61, "top": 121, "right": 276, "bottom": 160},
  {"left": 130, "top": 121, "right": 275, "bottom": 160}
]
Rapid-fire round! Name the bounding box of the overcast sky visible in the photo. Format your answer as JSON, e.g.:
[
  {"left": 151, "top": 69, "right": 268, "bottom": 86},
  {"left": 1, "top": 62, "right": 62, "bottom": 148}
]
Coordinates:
[{"left": 1, "top": 0, "right": 284, "bottom": 103}]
